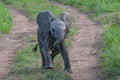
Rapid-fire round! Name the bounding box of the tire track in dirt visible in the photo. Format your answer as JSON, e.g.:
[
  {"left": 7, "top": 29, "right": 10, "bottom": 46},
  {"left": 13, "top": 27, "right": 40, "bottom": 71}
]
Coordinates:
[
  {"left": 53, "top": 2, "right": 102, "bottom": 80},
  {"left": 0, "top": 7, "right": 37, "bottom": 79}
]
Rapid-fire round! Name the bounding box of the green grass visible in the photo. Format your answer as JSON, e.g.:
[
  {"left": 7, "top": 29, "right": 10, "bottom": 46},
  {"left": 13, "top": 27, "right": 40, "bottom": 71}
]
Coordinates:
[
  {"left": 65, "top": 27, "right": 77, "bottom": 48},
  {"left": 1, "top": 0, "right": 76, "bottom": 80},
  {"left": 1, "top": 0, "right": 63, "bottom": 20},
  {"left": 0, "top": 1, "right": 12, "bottom": 34},
  {"left": 94, "top": 12, "right": 120, "bottom": 25},
  {"left": 55, "top": 0, "right": 120, "bottom": 16},
  {"left": 101, "top": 24, "right": 120, "bottom": 80}
]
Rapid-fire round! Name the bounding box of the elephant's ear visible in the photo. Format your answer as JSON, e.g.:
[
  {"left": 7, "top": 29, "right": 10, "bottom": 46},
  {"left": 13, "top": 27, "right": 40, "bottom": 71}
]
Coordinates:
[
  {"left": 59, "top": 12, "right": 72, "bottom": 27},
  {"left": 59, "top": 12, "right": 72, "bottom": 36}
]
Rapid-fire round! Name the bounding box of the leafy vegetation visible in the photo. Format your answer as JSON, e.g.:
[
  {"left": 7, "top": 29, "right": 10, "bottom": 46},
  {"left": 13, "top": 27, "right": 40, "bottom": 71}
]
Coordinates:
[
  {"left": 55, "top": 0, "right": 120, "bottom": 80},
  {"left": 0, "top": 2, "right": 12, "bottom": 34},
  {"left": 1, "top": 0, "right": 76, "bottom": 80}
]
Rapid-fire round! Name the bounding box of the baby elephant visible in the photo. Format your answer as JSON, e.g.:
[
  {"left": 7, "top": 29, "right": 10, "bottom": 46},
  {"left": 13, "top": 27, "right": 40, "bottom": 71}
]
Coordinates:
[{"left": 33, "top": 10, "right": 72, "bottom": 72}]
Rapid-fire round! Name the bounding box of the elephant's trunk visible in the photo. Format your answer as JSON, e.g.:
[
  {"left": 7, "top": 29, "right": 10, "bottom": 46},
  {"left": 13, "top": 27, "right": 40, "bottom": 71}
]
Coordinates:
[{"left": 53, "top": 32, "right": 64, "bottom": 49}]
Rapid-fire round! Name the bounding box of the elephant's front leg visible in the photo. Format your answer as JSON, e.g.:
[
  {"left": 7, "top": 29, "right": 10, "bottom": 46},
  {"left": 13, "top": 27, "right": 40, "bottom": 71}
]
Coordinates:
[
  {"left": 59, "top": 41, "right": 72, "bottom": 73},
  {"left": 42, "top": 38, "right": 53, "bottom": 69}
]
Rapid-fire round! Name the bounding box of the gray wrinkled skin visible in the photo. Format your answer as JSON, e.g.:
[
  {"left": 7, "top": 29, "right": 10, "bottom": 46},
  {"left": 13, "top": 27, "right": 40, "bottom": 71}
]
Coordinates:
[{"left": 33, "top": 11, "right": 72, "bottom": 72}]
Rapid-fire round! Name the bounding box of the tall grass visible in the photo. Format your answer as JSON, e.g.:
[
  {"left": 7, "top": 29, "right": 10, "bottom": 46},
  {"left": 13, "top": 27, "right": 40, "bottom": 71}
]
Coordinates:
[
  {"left": 0, "top": 2, "right": 12, "bottom": 34},
  {"left": 101, "top": 24, "right": 120, "bottom": 80}
]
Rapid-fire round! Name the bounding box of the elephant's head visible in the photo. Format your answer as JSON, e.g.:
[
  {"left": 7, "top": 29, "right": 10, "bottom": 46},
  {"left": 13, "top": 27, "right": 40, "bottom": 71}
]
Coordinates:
[
  {"left": 49, "top": 12, "right": 72, "bottom": 49},
  {"left": 50, "top": 19, "right": 66, "bottom": 49}
]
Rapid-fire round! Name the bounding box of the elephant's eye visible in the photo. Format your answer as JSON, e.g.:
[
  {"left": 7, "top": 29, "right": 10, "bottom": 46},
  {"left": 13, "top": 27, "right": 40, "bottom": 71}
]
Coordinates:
[{"left": 52, "top": 29, "right": 55, "bottom": 32}]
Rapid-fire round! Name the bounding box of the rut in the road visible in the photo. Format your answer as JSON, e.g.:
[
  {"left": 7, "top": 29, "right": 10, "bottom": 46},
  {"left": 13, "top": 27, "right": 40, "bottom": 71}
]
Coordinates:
[
  {"left": 0, "top": 7, "right": 36, "bottom": 79},
  {"left": 53, "top": 2, "right": 102, "bottom": 80}
]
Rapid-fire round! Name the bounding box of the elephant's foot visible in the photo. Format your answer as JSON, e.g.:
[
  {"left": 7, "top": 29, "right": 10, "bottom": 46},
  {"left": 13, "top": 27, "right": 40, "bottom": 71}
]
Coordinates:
[
  {"left": 45, "top": 64, "right": 53, "bottom": 69},
  {"left": 64, "top": 68, "right": 72, "bottom": 73},
  {"left": 45, "top": 66, "right": 53, "bottom": 69},
  {"left": 40, "top": 65, "right": 53, "bottom": 70}
]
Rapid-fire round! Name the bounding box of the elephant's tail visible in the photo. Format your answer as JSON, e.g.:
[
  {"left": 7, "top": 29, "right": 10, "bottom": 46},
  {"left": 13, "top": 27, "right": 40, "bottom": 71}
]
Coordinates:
[{"left": 32, "top": 44, "right": 38, "bottom": 53}]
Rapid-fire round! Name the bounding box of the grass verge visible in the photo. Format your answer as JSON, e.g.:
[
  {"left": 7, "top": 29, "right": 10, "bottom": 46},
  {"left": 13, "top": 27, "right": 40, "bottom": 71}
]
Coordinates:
[
  {"left": 101, "top": 24, "right": 120, "bottom": 80},
  {"left": 0, "top": 1, "right": 12, "bottom": 34}
]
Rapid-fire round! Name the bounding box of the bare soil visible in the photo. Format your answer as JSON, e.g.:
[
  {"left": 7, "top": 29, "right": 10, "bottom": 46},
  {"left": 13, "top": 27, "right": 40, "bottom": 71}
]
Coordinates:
[
  {"left": 53, "top": 2, "right": 102, "bottom": 80},
  {"left": 0, "top": 3, "right": 102, "bottom": 80},
  {"left": 0, "top": 7, "right": 37, "bottom": 80}
]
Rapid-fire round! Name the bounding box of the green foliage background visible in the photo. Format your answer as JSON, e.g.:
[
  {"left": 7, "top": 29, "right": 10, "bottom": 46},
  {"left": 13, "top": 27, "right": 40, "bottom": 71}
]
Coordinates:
[{"left": 0, "top": 1, "right": 12, "bottom": 34}]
